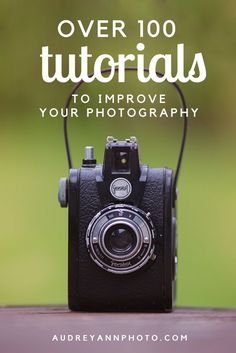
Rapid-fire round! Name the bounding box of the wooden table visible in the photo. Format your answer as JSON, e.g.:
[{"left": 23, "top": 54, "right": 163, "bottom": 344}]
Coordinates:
[{"left": 0, "top": 306, "right": 235, "bottom": 353}]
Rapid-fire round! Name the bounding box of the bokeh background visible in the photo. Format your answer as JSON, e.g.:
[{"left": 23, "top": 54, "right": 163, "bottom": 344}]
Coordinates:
[{"left": 0, "top": 0, "right": 235, "bottom": 308}]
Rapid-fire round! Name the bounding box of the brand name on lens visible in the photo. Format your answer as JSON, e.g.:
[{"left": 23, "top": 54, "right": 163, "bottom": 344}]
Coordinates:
[{"left": 111, "top": 261, "right": 131, "bottom": 267}]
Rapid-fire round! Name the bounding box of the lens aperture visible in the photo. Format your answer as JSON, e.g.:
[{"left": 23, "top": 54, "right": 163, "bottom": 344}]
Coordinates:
[{"left": 104, "top": 225, "right": 136, "bottom": 256}]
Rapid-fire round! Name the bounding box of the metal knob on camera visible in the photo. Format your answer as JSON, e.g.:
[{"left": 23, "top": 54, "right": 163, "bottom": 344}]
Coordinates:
[
  {"left": 58, "top": 177, "right": 68, "bottom": 207},
  {"left": 82, "top": 146, "right": 96, "bottom": 167}
]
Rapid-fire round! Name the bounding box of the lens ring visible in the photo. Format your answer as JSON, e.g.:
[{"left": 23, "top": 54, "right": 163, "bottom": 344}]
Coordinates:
[{"left": 86, "top": 204, "right": 156, "bottom": 274}]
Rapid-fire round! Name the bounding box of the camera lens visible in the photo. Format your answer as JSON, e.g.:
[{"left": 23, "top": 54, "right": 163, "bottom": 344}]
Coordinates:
[
  {"left": 104, "top": 225, "right": 137, "bottom": 256},
  {"left": 86, "top": 204, "right": 155, "bottom": 274}
]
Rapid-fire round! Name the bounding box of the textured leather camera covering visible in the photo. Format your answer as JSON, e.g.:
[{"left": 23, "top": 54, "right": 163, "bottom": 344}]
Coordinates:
[{"left": 68, "top": 167, "right": 173, "bottom": 312}]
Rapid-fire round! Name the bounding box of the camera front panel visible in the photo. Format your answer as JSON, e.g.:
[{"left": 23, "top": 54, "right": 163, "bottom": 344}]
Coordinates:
[{"left": 68, "top": 166, "right": 174, "bottom": 312}]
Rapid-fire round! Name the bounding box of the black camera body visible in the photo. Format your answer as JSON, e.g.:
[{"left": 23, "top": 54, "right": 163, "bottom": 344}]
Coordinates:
[{"left": 59, "top": 136, "right": 177, "bottom": 312}]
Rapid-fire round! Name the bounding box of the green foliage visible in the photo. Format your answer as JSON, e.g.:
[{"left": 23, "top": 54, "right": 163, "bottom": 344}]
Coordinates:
[{"left": 0, "top": 0, "right": 235, "bottom": 307}]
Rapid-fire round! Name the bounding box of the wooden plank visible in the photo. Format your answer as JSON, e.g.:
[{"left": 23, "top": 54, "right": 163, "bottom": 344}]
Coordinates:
[{"left": 0, "top": 306, "right": 235, "bottom": 353}]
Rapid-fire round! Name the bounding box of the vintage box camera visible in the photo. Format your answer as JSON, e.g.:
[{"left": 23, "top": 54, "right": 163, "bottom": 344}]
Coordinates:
[{"left": 58, "top": 136, "right": 177, "bottom": 312}]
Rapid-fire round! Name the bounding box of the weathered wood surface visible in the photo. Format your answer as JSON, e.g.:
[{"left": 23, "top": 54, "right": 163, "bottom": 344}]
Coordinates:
[{"left": 0, "top": 306, "right": 235, "bottom": 353}]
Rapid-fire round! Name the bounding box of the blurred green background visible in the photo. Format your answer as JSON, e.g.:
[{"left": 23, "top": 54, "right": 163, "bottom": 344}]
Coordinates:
[{"left": 0, "top": 0, "right": 235, "bottom": 308}]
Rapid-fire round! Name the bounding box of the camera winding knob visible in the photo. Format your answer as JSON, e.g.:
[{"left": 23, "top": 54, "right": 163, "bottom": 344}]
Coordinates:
[{"left": 58, "top": 177, "right": 68, "bottom": 208}]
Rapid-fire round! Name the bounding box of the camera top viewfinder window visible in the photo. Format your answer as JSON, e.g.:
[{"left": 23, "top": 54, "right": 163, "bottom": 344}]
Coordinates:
[{"left": 113, "top": 150, "right": 130, "bottom": 172}]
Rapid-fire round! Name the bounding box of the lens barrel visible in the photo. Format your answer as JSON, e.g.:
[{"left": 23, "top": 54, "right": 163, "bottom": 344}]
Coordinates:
[{"left": 86, "top": 204, "right": 156, "bottom": 274}]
